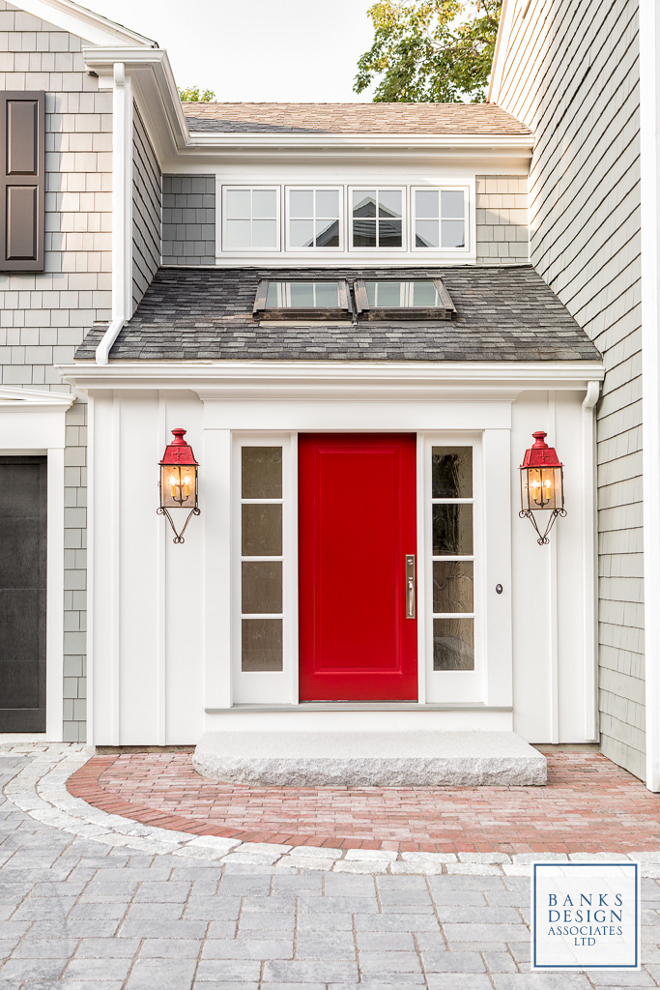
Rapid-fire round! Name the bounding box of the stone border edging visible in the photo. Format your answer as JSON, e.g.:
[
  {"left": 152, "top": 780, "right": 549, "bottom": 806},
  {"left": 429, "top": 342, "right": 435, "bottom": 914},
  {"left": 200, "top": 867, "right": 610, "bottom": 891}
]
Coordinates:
[{"left": 3, "top": 743, "right": 660, "bottom": 876}]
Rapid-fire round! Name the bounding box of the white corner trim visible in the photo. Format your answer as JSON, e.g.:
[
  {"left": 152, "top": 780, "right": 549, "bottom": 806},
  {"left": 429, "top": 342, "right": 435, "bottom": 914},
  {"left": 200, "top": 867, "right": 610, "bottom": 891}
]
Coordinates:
[
  {"left": 581, "top": 381, "right": 600, "bottom": 742},
  {"left": 15, "top": 0, "right": 156, "bottom": 47},
  {"left": 488, "top": 0, "right": 514, "bottom": 104},
  {"left": 640, "top": 0, "right": 660, "bottom": 792}
]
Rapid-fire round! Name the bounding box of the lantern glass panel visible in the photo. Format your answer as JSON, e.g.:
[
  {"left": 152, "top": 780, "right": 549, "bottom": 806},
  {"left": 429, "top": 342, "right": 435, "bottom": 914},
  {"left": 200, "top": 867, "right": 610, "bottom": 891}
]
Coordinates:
[
  {"left": 160, "top": 463, "right": 197, "bottom": 510},
  {"left": 522, "top": 465, "right": 563, "bottom": 511},
  {"left": 241, "top": 618, "right": 283, "bottom": 671},
  {"left": 433, "top": 617, "right": 474, "bottom": 670},
  {"left": 432, "top": 503, "right": 473, "bottom": 555}
]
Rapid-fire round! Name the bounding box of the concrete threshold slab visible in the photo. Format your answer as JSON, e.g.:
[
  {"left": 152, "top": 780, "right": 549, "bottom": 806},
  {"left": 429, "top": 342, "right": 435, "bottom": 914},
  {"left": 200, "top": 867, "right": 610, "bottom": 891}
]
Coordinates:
[{"left": 193, "top": 730, "right": 547, "bottom": 786}]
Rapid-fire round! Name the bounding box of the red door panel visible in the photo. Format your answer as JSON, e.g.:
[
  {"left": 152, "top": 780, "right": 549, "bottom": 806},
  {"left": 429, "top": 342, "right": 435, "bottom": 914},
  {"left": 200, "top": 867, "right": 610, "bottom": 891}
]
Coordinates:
[{"left": 299, "top": 434, "right": 417, "bottom": 701}]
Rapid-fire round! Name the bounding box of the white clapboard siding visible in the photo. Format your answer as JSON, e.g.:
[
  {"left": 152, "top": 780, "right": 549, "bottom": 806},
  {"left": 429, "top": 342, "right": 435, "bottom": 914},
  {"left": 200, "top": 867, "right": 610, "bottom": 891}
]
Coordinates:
[{"left": 497, "top": 0, "right": 644, "bottom": 779}]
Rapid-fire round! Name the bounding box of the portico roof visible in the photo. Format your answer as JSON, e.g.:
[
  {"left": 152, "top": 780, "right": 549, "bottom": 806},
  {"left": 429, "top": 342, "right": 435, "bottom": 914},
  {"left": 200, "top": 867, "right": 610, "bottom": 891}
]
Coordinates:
[{"left": 75, "top": 265, "right": 602, "bottom": 364}]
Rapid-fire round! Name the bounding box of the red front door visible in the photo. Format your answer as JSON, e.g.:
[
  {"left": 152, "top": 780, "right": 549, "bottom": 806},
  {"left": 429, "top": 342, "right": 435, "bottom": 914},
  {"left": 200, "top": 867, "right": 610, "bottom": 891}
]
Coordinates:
[{"left": 299, "top": 434, "right": 417, "bottom": 701}]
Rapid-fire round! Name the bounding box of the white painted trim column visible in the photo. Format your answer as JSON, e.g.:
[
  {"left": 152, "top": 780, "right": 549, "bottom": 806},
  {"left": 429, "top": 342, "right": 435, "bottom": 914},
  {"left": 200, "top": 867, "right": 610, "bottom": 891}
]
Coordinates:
[
  {"left": 640, "top": 0, "right": 660, "bottom": 791},
  {"left": 582, "top": 381, "right": 600, "bottom": 742}
]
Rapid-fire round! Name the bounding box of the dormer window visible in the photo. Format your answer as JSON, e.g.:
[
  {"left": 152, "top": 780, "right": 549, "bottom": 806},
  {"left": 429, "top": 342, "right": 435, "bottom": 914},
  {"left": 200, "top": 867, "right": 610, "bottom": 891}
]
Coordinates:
[
  {"left": 413, "top": 188, "right": 466, "bottom": 250},
  {"left": 287, "top": 188, "right": 341, "bottom": 249},
  {"left": 351, "top": 188, "right": 404, "bottom": 249},
  {"left": 253, "top": 279, "right": 352, "bottom": 321},
  {"left": 223, "top": 187, "right": 279, "bottom": 250}
]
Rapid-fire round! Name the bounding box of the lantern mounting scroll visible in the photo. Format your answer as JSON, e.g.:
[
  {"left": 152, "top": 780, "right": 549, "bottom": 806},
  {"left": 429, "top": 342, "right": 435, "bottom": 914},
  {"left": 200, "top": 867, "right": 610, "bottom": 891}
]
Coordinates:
[
  {"left": 519, "top": 431, "right": 566, "bottom": 545},
  {"left": 157, "top": 428, "right": 200, "bottom": 544}
]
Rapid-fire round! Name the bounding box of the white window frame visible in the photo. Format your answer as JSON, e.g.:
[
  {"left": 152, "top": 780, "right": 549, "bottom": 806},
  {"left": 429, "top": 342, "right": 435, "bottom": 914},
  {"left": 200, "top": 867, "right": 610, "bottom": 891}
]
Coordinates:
[
  {"left": 285, "top": 186, "right": 344, "bottom": 252},
  {"left": 348, "top": 186, "right": 407, "bottom": 252},
  {"left": 231, "top": 433, "right": 298, "bottom": 704},
  {"left": 420, "top": 433, "right": 485, "bottom": 703},
  {"left": 221, "top": 185, "right": 281, "bottom": 252},
  {"left": 411, "top": 184, "right": 472, "bottom": 255}
]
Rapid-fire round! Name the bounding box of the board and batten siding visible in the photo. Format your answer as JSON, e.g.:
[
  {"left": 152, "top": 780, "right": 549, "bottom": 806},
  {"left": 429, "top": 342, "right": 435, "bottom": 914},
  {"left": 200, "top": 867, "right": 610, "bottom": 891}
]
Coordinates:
[
  {"left": 132, "top": 105, "right": 160, "bottom": 307},
  {"left": 0, "top": 0, "right": 115, "bottom": 742},
  {"left": 496, "top": 0, "right": 643, "bottom": 778}
]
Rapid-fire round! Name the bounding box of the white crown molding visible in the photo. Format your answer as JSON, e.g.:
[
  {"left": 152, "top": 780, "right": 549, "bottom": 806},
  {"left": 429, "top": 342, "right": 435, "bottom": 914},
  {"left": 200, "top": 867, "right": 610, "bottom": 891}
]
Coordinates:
[{"left": 14, "top": 0, "right": 156, "bottom": 47}]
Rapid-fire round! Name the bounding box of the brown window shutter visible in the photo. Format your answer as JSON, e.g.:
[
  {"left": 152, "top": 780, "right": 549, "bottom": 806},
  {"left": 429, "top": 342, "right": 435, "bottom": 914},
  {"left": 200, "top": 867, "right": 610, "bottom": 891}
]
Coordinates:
[{"left": 0, "top": 92, "right": 45, "bottom": 272}]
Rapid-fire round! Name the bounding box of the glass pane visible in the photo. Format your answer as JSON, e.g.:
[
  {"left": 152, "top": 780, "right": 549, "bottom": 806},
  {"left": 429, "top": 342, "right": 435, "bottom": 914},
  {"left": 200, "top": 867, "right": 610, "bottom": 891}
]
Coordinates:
[
  {"left": 289, "top": 283, "right": 315, "bottom": 307},
  {"left": 379, "top": 219, "right": 402, "bottom": 247},
  {"left": 225, "top": 188, "right": 250, "bottom": 219},
  {"left": 252, "top": 219, "right": 277, "bottom": 248},
  {"left": 415, "top": 220, "right": 439, "bottom": 249},
  {"left": 416, "top": 189, "right": 439, "bottom": 218},
  {"left": 433, "top": 618, "right": 474, "bottom": 670},
  {"left": 290, "top": 220, "right": 314, "bottom": 248},
  {"left": 316, "top": 189, "right": 339, "bottom": 217},
  {"left": 379, "top": 189, "right": 402, "bottom": 218},
  {"left": 242, "top": 447, "right": 282, "bottom": 498},
  {"left": 242, "top": 618, "right": 282, "bottom": 671},
  {"left": 316, "top": 218, "right": 339, "bottom": 247},
  {"left": 442, "top": 189, "right": 465, "bottom": 219},
  {"left": 368, "top": 281, "right": 401, "bottom": 307},
  {"left": 242, "top": 504, "right": 282, "bottom": 556},
  {"left": 441, "top": 219, "right": 465, "bottom": 249},
  {"left": 252, "top": 188, "right": 277, "bottom": 218},
  {"left": 242, "top": 561, "right": 282, "bottom": 614},
  {"left": 353, "top": 219, "right": 377, "bottom": 247},
  {"left": 225, "top": 219, "right": 250, "bottom": 249},
  {"left": 432, "top": 447, "right": 472, "bottom": 498},
  {"left": 353, "top": 190, "right": 376, "bottom": 217},
  {"left": 412, "top": 281, "right": 439, "bottom": 306},
  {"left": 433, "top": 561, "right": 474, "bottom": 613},
  {"left": 290, "top": 189, "right": 313, "bottom": 218},
  {"left": 432, "top": 504, "right": 473, "bottom": 556},
  {"left": 313, "top": 282, "right": 340, "bottom": 307}
]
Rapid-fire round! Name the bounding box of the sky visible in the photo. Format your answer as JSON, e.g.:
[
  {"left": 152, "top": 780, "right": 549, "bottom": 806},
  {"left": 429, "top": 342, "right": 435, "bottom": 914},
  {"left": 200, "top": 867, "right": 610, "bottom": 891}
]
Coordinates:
[{"left": 87, "top": 0, "right": 378, "bottom": 102}]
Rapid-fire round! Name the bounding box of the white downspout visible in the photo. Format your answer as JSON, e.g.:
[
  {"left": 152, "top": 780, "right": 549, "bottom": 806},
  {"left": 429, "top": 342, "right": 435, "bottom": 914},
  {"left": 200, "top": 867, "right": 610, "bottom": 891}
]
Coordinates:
[
  {"left": 96, "top": 61, "right": 133, "bottom": 365},
  {"left": 640, "top": 0, "right": 660, "bottom": 791},
  {"left": 582, "top": 379, "right": 600, "bottom": 742}
]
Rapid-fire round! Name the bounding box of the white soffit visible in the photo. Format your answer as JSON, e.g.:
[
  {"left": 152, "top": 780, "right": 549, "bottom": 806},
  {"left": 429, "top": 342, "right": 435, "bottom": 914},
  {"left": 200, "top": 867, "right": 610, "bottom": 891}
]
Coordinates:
[{"left": 13, "top": 0, "right": 157, "bottom": 47}]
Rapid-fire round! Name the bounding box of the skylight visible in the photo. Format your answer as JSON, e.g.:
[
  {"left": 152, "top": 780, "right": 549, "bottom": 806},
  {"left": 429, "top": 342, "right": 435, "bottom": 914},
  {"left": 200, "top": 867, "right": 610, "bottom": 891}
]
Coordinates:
[
  {"left": 354, "top": 279, "right": 456, "bottom": 320},
  {"left": 253, "top": 279, "right": 352, "bottom": 320}
]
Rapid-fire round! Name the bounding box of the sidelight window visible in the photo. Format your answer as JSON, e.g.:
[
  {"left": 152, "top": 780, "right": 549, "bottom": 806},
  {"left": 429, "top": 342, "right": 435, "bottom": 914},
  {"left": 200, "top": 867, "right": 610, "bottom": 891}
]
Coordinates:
[{"left": 431, "top": 446, "right": 475, "bottom": 670}]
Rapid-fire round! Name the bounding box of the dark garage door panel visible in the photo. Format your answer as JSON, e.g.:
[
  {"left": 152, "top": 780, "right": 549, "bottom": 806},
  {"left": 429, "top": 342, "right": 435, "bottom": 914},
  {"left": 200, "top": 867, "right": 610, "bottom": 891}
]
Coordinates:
[{"left": 0, "top": 457, "right": 46, "bottom": 732}]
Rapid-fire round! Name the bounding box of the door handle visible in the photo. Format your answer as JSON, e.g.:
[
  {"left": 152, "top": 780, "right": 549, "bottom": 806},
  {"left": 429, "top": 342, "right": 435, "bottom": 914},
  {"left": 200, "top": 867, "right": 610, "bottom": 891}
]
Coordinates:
[{"left": 405, "top": 554, "right": 415, "bottom": 619}]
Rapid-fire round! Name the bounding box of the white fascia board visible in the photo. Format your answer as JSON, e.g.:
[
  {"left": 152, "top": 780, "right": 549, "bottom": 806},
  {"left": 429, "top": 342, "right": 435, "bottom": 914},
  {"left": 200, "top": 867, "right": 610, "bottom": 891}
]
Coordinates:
[
  {"left": 84, "top": 48, "right": 189, "bottom": 151},
  {"left": 186, "top": 132, "right": 533, "bottom": 157},
  {"left": 59, "top": 360, "right": 604, "bottom": 396},
  {"left": 0, "top": 385, "right": 74, "bottom": 409},
  {"left": 16, "top": 0, "right": 156, "bottom": 47},
  {"left": 488, "top": 0, "right": 514, "bottom": 104}
]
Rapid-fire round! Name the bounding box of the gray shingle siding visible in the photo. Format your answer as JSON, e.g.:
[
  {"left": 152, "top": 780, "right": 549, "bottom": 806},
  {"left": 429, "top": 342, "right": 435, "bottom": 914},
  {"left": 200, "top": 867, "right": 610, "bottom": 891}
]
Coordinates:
[
  {"left": 497, "top": 0, "right": 644, "bottom": 778},
  {"left": 0, "top": 0, "right": 113, "bottom": 741},
  {"left": 132, "top": 105, "right": 160, "bottom": 307},
  {"left": 475, "top": 175, "right": 529, "bottom": 264},
  {"left": 161, "top": 175, "right": 216, "bottom": 265}
]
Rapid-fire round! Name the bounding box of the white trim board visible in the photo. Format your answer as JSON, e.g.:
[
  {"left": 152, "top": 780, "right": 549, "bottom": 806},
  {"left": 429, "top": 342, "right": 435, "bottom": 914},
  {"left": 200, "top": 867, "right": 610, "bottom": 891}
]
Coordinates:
[{"left": 14, "top": 0, "right": 156, "bottom": 47}]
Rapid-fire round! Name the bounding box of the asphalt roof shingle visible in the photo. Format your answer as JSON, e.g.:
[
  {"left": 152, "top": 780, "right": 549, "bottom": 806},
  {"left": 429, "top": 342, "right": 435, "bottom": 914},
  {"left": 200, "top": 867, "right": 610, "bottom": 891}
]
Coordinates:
[
  {"left": 182, "top": 102, "right": 531, "bottom": 136},
  {"left": 75, "top": 266, "right": 602, "bottom": 364}
]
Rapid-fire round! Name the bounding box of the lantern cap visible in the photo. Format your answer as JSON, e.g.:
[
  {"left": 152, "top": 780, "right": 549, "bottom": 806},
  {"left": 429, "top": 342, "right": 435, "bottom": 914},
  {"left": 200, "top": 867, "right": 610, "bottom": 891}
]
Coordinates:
[
  {"left": 159, "top": 428, "right": 198, "bottom": 466},
  {"left": 521, "top": 430, "right": 562, "bottom": 469}
]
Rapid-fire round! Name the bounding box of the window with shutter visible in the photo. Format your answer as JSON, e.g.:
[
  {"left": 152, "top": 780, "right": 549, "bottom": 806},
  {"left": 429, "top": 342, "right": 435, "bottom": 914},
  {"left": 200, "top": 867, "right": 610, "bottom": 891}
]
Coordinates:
[{"left": 0, "top": 92, "right": 45, "bottom": 272}]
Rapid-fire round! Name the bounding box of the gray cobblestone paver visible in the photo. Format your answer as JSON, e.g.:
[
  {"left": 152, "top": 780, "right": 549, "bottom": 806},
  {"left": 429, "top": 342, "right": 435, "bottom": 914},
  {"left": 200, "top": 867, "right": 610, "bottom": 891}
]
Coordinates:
[{"left": 1, "top": 752, "right": 660, "bottom": 989}]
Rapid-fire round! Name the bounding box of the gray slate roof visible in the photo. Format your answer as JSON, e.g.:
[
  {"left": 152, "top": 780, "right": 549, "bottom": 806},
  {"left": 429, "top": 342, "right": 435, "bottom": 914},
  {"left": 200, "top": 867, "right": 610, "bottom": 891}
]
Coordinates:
[
  {"left": 182, "top": 102, "right": 531, "bottom": 136},
  {"left": 75, "top": 266, "right": 601, "bottom": 364}
]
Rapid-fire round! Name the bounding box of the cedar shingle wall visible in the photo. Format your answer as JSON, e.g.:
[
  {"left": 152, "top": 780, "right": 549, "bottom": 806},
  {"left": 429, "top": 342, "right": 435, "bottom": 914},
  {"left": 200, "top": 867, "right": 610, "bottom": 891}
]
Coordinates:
[
  {"left": 161, "top": 175, "right": 215, "bottom": 265},
  {"left": 132, "top": 106, "right": 160, "bottom": 306},
  {"left": 475, "top": 175, "right": 529, "bottom": 263},
  {"left": 0, "top": 0, "right": 114, "bottom": 742},
  {"left": 497, "top": 0, "right": 643, "bottom": 778}
]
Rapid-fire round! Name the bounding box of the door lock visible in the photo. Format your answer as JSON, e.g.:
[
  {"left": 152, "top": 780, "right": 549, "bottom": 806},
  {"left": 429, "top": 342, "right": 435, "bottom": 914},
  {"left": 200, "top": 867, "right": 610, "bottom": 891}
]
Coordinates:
[{"left": 405, "top": 554, "right": 416, "bottom": 619}]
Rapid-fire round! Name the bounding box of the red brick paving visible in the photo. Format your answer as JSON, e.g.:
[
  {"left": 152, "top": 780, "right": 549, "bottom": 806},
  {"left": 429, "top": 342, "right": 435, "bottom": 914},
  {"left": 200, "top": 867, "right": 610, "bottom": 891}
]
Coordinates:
[{"left": 66, "top": 751, "right": 660, "bottom": 854}]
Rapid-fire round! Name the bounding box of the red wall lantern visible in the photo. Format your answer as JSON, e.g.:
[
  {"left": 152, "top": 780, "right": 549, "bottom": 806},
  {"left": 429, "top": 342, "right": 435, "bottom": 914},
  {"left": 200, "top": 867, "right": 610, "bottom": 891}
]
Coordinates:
[
  {"left": 157, "top": 428, "right": 200, "bottom": 544},
  {"left": 519, "top": 431, "right": 566, "bottom": 545}
]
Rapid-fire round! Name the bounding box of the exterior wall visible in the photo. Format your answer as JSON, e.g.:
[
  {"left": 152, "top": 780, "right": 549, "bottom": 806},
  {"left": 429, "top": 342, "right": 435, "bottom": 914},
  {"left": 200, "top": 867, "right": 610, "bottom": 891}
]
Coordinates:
[
  {"left": 0, "top": 0, "right": 113, "bottom": 740},
  {"left": 132, "top": 105, "right": 160, "bottom": 307},
  {"left": 475, "top": 174, "right": 529, "bottom": 263},
  {"left": 161, "top": 175, "right": 215, "bottom": 265},
  {"left": 496, "top": 0, "right": 644, "bottom": 776}
]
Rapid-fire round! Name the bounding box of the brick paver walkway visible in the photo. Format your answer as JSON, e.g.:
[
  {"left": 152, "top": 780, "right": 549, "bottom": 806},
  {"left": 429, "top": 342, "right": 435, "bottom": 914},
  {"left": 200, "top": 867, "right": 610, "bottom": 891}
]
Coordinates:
[{"left": 67, "top": 750, "right": 660, "bottom": 855}]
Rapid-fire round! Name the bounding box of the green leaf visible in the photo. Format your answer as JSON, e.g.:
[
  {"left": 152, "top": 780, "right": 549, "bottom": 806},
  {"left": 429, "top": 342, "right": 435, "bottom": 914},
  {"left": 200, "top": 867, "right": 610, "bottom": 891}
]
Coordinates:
[{"left": 178, "top": 86, "right": 216, "bottom": 103}]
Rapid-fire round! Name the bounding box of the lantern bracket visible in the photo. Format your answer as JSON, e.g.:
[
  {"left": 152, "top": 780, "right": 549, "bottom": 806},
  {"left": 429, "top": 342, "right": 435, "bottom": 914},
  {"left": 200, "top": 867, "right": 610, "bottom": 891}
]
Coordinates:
[
  {"left": 157, "top": 505, "right": 201, "bottom": 544},
  {"left": 519, "top": 507, "right": 567, "bottom": 546}
]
